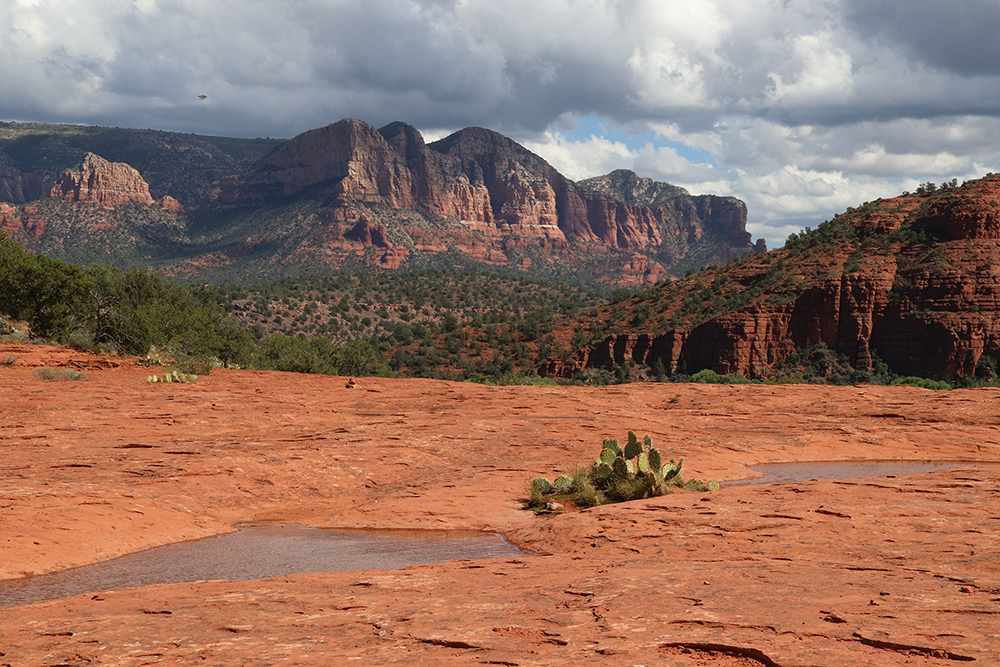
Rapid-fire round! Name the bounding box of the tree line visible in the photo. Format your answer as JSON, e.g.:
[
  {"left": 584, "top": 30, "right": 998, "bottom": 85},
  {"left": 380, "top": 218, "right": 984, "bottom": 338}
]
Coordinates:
[{"left": 0, "top": 231, "right": 389, "bottom": 377}]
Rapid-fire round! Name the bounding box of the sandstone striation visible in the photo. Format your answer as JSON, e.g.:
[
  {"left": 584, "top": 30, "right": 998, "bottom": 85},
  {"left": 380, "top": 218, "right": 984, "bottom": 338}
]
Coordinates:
[{"left": 562, "top": 176, "right": 1000, "bottom": 380}]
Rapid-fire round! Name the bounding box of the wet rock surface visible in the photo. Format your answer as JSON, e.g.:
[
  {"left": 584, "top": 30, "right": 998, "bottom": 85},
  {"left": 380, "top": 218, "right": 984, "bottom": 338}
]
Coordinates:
[{"left": 1, "top": 345, "right": 999, "bottom": 665}]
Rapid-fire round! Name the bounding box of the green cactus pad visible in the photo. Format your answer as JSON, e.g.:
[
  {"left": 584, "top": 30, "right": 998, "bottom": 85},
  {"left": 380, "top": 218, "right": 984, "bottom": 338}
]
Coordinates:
[
  {"left": 648, "top": 448, "right": 662, "bottom": 473},
  {"left": 612, "top": 456, "right": 629, "bottom": 479},
  {"left": 602, "top": 438, "right": 622, "bottom": 456},
  {"left": 531, "top": 477, "right": 555, "bottom": 496},
  {"left": 623, "top": 435, "right": 642, "bottom": 460},
  {"left": 643, "top": 435, "right": 652, "bottom": 450},
  {"left": 593, "top": 462, "right": 614, "bottom": 480},
  {"left": 638, "top": 451, "right": 651, "bottom": 474},
  {"left": 554, "top": 474, "right": 573, "bottom": 489},
  {"left": 599, "top": 448, "right": 618, "bottom": 465}
]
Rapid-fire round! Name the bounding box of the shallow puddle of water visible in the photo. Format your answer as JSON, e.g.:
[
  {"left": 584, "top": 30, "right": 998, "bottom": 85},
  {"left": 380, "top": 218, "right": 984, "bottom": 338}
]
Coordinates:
[
  {"left": 725, "top": 460, "right": 988, "bottom": 487},
  {"left": 0, "top": 524, "right": 523, "bottom": 608}
]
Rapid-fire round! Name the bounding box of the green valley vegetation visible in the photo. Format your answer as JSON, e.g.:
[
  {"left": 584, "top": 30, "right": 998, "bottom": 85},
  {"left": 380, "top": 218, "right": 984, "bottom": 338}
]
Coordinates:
[
  {"left": 0, "top": 230, "right": 391, "bottom": 377},
  {"left": 0, "top": 229, "right": 255, "bottom": 368},
  {"left": 213, "top": 272, "right": 604, "bottom": 343},
  {"left": 0, "top": 230, "right": 596, "bottom": 379},
  {"left": 208, "top": 272, "right": 604, "bottom": 381}
]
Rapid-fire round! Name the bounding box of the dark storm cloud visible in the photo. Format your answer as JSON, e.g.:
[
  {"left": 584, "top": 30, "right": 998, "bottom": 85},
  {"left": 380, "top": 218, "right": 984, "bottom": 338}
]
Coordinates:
[
  {"left": 6, "top": 0, "right": 999, "bottom": 136},
  {"left": 3, "top": 0, "right": 1000, "bottom": 245},
  {"left": 843, "top": 0, "right": 1000, "bottom": 77}
]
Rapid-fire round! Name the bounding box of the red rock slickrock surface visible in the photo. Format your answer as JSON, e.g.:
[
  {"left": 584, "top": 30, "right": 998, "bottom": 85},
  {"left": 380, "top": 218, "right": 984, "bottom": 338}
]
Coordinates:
[{"left": 1, "top": 345, "right": 999, "bottom": 665}]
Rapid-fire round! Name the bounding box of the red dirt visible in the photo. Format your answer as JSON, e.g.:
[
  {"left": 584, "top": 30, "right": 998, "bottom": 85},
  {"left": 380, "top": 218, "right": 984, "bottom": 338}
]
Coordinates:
[{"left": 1, "top": 344, "right": 999, "bottom": 665}]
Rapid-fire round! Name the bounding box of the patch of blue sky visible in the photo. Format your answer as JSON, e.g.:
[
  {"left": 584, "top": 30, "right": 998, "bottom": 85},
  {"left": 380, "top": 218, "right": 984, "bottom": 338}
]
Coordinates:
[{"left": 559, "top": 114, "right": 722, "bottom": 169}]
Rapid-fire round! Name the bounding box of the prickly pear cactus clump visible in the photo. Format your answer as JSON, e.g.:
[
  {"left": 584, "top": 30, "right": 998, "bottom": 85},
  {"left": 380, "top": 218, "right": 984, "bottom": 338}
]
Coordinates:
[
  {"left": 147, "top": 369, "right": 198, "bottom": 384},
  {"left": 526, "top": 430, "right": 719, "bottom": 511}
]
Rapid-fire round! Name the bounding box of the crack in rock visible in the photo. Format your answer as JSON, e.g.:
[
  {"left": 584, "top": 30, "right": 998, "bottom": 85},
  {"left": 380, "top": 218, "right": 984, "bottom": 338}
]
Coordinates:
[
  {"left": 657, "top": 642, "right": 782, "bottom": 666},
  {"left": 851, "top": 632, "right": 976, "bottom": 661}
]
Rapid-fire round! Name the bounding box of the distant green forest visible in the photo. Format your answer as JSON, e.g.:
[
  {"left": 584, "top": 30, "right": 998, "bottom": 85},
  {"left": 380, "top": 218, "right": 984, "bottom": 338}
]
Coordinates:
[{"left": 0, "top": 229, "right": 607, "bottom": 380}]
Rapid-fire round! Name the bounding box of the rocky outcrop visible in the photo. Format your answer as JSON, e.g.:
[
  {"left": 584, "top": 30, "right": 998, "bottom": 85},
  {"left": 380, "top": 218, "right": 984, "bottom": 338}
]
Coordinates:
[
  {"left": 0, "top": 203, "right": 48, "bottom": 238},
  {"left": 564, "top": 176, "right": 1000, "bottom": 380},
  {"left": 48, "top": 153, "right": 187, "bottom": 216},
  {"left": 207, "top": 119, "right": 755, "bottom": 270},
  {"left": 157, "top": 195, "right": 185, "bottom": 215},
  {"left": 51, "top": 153, "right": 157, "bottom": 207},
  {"left": 345, "top": 218, "right": 390, "bottom": 248}
]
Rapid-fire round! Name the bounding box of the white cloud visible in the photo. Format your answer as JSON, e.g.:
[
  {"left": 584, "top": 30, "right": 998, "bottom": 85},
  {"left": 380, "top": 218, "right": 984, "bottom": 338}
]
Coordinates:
[
  {"left": 522, "top": 131, "right": 636, "bottom": 181},
  {"left": 627, "top": 41, "right": 711, "bottom": 110},
  {"left": 766, "top": 34, "right": 855, "bottom": 107},
  {"left": 522, "top": 112, "right": 998, "bottom": 250},
  {"left": 2, "top": 0, "right": 1000, "bottom": 246}
]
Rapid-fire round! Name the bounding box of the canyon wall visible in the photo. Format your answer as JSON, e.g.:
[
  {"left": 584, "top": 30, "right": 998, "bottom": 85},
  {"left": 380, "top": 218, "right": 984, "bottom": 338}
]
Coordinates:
[
  {"left": 1, "top": 119, "right": 759, "bottom": 285},
  {"left": 568, "top": 177, "right": 1000, "bottom": 380},
  {"left": 206, "top": 119, "right": 757, "bottom": 261}
]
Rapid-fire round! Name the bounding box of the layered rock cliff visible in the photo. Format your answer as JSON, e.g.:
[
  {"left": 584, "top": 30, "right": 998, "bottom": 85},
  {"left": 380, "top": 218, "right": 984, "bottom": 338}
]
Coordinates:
[
  {"left": 557, "top": 176, "right": 1000, "bottom": 380},
  {"left": 203, "top": 119, "right": 757, "bottom": 282},
  {"left": 1, "top": 153, "right": 187, "bottom": 266},
  {"left": 51, "top": 153, "right": 156, "bottom": 207},
  {"left": 0, "top": 119, "right": 758, "bottom": 286}
]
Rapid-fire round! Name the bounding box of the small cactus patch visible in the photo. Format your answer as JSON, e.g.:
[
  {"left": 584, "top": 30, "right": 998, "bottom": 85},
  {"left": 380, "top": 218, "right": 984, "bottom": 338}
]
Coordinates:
[
  {"left": 147, "top": 370, "right": 197, "bottom": 384},
  {"left": 528, "top": 430, "right": 719, "bottom": 510}
]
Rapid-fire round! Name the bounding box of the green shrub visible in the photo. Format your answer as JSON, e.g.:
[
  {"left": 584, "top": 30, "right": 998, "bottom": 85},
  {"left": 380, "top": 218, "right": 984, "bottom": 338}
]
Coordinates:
[
  {"left": 469, "top": 372, "right": 558, "bottom": 386},
  {"left": 691, "top": 368, "right": 755, "bottom": 384},
  {"left": 32, "top": 367, "right": 87, "bottom": 381},
  {"left": 892, "top": 376, "right": 952, "bottom": 390}
]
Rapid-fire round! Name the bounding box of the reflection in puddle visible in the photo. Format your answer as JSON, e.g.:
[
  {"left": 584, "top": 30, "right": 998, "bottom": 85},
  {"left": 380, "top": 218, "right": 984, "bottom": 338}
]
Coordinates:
[
  {"left": 725, "top": 460, "right": 987, "bottom": 487},
  {"left": 0, "top": 524, "right": 522, "bottom": 608}
]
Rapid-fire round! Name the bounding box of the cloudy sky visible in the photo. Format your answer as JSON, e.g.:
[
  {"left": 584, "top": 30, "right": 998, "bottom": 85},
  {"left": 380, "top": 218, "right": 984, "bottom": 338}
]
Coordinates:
[{"left": 4, "top": 0, "right": 1000, "bottom": 247}]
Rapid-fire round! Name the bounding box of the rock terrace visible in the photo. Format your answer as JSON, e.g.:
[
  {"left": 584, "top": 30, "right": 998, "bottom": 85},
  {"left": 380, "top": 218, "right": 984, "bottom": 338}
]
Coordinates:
[{"left": 1, "top": 346, "right": 999, "bottom": 666}]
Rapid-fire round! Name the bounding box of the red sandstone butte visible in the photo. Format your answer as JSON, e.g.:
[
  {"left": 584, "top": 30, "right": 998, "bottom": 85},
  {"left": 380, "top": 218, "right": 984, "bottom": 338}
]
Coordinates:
[
  {"left": 51, "top": 153, "right": 157, "bottom": 207},
  {"left": 1, "top": 345, "right": 998, "bottom": 665},
  {"left": 563, "top": 175, "right": 1000, "bottom": 380},
  {"left": 207, "top": 119, "right": 755, "bottom": 265}
]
